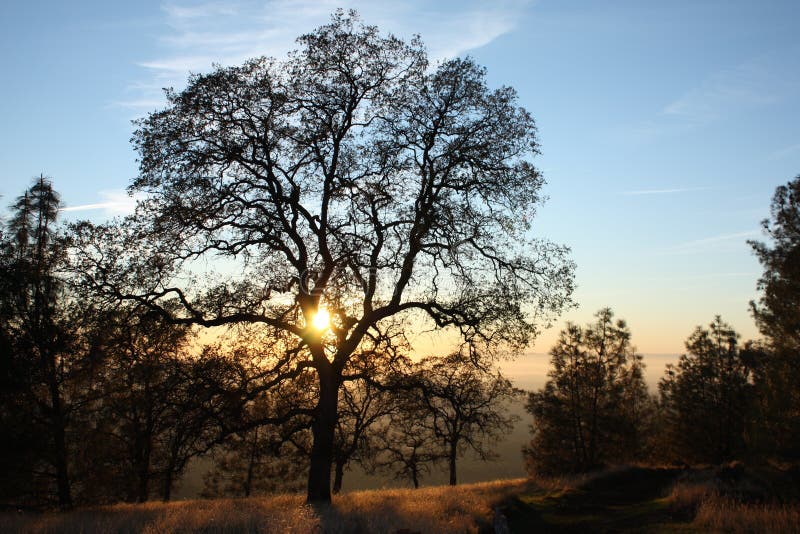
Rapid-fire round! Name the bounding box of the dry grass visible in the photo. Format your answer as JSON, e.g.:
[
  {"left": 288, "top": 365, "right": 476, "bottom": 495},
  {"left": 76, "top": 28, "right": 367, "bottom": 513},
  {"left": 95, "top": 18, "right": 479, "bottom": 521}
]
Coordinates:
[
  {"left": 693, "top": 498, "right": 800, "bottom": 533},
  {"left": 666, "top": 479, "right": 718, "bottom": 519},
  {"left": 0, "top": 479, "right": 528, "bottom": 534},
  {"left": 665, "top": 462, "right": 800, "bottom": 533},
  {"left": 8, "top": 466, "right": 800, "bottom": 533}
]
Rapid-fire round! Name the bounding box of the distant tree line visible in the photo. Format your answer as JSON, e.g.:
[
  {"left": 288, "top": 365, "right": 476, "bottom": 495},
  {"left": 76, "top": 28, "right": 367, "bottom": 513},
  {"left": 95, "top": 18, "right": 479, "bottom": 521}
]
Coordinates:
[{"left": 524, "top": 174, "right": 800, "bottom": 476}]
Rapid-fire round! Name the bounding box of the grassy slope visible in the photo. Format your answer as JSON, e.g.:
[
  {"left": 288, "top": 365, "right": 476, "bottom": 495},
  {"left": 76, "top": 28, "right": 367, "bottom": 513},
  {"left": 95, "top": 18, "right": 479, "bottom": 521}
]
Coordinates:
[
  {"left": 505, "top": 467, "right": 690, "bottom": 533},
  {"left": 3, "top": 465, "right": 800, "bottom": 533}
]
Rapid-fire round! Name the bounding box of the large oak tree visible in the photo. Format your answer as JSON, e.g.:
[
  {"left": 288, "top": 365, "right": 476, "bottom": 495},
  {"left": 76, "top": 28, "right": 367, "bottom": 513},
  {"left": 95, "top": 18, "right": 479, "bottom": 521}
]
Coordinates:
[{"left": 74, "top": 12, "right": 573, "bottom": 502}]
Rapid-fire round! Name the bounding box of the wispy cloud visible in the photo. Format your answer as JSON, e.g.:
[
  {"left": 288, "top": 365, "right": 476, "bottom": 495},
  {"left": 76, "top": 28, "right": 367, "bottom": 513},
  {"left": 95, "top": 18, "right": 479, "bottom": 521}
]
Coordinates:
[
  {"left": 658, "top": 230, "right": 760, "bottom": 256},
  {"left": 123, "top": 0, "right": 532, "bottom": 113},
  {"left": 768, "top": 142, "right": 800, "bottom": 161},
  {"left": 678, "top": 230, "right": 759, "bottom": 247},
  {"left": 60, "top": 190, "right": 140, "bottom": 216},
  {"left": 621, "top": 51, "right": 799, "bottom": 142},
  {"left": 619, "top": 186, "right": 712, "bottom": 196},
  {"left": 109, "top": 98, "right": 168, "bottom": 110},
  {"left": 162, "top": 2, "right": 240, "bottom": 19},
  {"left": 662, "top": 53, "right": 798, "bottom": 125},
  {"left": 644, "top": 271, "right": 758, "bottom": 282}
]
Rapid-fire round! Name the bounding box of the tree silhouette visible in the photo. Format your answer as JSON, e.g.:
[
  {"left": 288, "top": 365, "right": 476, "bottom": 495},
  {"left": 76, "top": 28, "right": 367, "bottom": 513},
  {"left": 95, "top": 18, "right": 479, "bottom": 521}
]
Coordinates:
[
  {"left": 659, "top": 317, "right": 751, "bottom": 463},
  {"left": 415, "top": 353, "right": 520, "bottom": 486},
  {"left": 332, "top": 371, "right": 397, "bottom": 494},
  {"left": 525, "top": 309, "right": 653, "bottom": 475},
  {"left": 750, "top": 175, "right": 800, "bottom": 351},
  {"left": 202, "top": 394, "right": 309, "bottom": 498},
  {"left": 369, "top": 395, "right": 443, "bottom": 488},
  {"left": 80, "top": 307, "right": 198, "bottom": 503},
  {"left": 72, "top": 12, "right": 573, "bottom": 502},
  {"left": 747, "top": 174, "right": 800, "bottom": 459},
  {"left": 0, "top": 176, "right": 82, "bottom": 508}
]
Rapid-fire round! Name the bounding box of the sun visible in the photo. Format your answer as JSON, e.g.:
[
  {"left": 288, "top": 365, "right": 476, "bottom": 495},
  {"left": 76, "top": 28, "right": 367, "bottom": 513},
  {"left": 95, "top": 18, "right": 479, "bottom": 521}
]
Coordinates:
[{"left": 312, "top": 308, "right": 330, "bottom": 331}]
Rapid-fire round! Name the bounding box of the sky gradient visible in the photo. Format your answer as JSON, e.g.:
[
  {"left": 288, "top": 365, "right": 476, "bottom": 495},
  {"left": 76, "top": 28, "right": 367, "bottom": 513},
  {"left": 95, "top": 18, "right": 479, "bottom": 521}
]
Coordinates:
[{"left": 2, "top": 0, "right": 798, "bottom": 354}]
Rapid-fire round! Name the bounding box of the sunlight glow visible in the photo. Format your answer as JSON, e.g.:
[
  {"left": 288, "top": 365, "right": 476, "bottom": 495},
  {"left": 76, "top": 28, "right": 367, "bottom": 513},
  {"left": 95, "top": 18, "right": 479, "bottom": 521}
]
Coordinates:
[{"left": 312, "top": 308, "right": 330, "bottom": 331}]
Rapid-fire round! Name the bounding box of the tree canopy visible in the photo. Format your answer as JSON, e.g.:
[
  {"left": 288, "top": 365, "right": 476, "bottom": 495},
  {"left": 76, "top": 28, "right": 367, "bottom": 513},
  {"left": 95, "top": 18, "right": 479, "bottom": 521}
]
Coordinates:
[
  {"left": 659, "top": 317, "right": 751, "bottom": 463},
  {"left": 749, "top": 174, "right": 800, "bottom": 351},
  {"left": 747, "top": 174, "right": 800, "bottom": 459},
  {"left": 524, "top": 309, "right": 652, "bottom": 475},
  {"left": 73, "top": 11, "right": 574, "bottom": 502}
]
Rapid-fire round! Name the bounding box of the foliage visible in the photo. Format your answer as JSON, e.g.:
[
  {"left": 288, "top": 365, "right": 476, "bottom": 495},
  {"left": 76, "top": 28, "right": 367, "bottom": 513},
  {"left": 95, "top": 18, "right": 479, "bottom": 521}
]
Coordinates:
[
  {"left": 0, "top": 179, "right": 217, "bottom": 508},
  {"left": 368, "top": 393, "right": 443, "bottom": 488},
  {"left": 79, "top": 307, "right": 220, "bottom": 503},
  {"left": 72, "top": 11, "right": 574, "bottom": 501},
  {"left": 415, "top": 353, "right": 521, "bottom": 485},
  {"left": 0, "top": 176, "right": 82, "bottom": 508},
  {"left": 749, "top": 175, "right": 800, "bottom": 351},
  {"left": 659, "top": 317, "right": 752, "bottom": 463},
  {"left": 748, "top": 175, "right": 800, "bottom": 459},
  {"left": 202, "top": 394, "right": 309, "bottom": 498},
  {"left": 524, "top": 309, "right": 653, "bottom": 475}
]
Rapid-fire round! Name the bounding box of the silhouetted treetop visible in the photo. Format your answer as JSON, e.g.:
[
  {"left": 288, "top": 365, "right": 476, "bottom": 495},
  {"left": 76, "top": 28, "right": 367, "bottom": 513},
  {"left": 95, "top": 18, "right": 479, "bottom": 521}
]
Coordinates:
[
  {"left": 749, "top": 174, "right": 800, "bottom": 350},
  {"left": 525, "top": 308, "right": 652, "bottom": 475},
  {"left": 73, "top": 11, "right": 574, "bottom": 502},
  {"left": 659, "top": 316, "right": 751, "bottom": 463}
]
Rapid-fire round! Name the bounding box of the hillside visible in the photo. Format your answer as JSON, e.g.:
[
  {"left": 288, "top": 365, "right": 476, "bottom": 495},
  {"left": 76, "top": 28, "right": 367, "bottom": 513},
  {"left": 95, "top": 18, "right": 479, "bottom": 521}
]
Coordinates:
[{"left": 3, "top": 465, "right": 800, "bottom": 533}]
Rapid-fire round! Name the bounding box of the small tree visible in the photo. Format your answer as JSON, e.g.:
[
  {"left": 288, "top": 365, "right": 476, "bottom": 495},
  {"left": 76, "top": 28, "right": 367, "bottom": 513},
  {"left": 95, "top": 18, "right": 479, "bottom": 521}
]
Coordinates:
[
  {"left": 659, "top": 317, "right": 751, "bottom": 464},
  {"left": 332, "top": 374, "right": 397, "bottom": 494},
  {"left": 80, "top": 307, "right": 195, "bottom": 503},
  {"left": 73, "top": 11, "right": 574, "bottom": 502},
  {"left": 202, "top": 393, "right": 309, "bottom": 498},
  {"left": 369, "top": 396, "right": 443, "bottom": 488},
  {"left": 524, "top": 309, "right": 652, "bottom": 475},
  {"left": 416, "top": 353, "right": 520, "bottom": 486}
]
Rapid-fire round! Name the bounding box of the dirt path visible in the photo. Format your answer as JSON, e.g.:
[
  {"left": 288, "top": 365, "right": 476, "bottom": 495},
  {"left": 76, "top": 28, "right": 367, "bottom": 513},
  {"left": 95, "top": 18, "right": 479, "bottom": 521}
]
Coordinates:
[{"left": 503, "top": 467, "right": 691, "bottom": 533}]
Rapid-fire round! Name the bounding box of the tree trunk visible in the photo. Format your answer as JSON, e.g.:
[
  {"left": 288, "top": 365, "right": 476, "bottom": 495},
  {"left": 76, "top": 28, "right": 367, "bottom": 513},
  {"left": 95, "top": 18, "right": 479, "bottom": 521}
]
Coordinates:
[
  {"left": 411, "top": 451, "right": 420, "bottom": 489},
  {"left": 52, "top": 413, "right": 72, "bottom": 509},
  {"left": 307, "top": 368, "right": 339, "bottom": 503},
  {"left": 162, "top": 468, "right": 173, "bottom": 502},
  {"left": 448, "top": 442, "right": 458, "bottom": 486},
  {"left": 332, "top": 458, "right": 345, "bottom": 494},
  {"left": 47, "top": 369, "right": 72, "bottom": 509},
  {"left": 135, "top": 433, "right": 152, "bottom": 502},
  {"left": 136, "top": 456, "right": 150, "bottom": 503},
  {"left": 244, "top": 428, "right": 259, "bottom": 497}
]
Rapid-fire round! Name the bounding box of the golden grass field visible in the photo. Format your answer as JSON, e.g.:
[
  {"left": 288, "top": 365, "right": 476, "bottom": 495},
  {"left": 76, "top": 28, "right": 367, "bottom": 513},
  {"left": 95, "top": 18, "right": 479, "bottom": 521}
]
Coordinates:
[
  {"left": 3, "top": 465, "right": 800, "bottom": 533},
  {"left": 0, "top": 479, "right": 524, "bottom": 534}
]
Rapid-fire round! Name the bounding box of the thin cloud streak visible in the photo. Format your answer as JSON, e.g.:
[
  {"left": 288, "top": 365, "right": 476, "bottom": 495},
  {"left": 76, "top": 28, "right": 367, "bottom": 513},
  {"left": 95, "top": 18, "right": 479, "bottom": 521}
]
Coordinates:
[
  {"left": 656, "top": 230, "right": 760, "bottom": 256},
  {"left": 620, "top": 186, "right": 713, "bottom": 196},
  {"left": 768, "top": 142, "right": 800, "bottom": 161},
  {"left": 676, "top": 230, "right": 760, "bottom": 248},
  {"left": 643, "top": 272, "right": 758, "bottom": 282},
  {"left": 662, "top": 56, "right": 780, "bottom": 123},
  {"left": 60, "top": 203, "right": 119, "bottom": 212},
  {"left": 162, "top": 2, "right": 240, "bottom": 19},
  {"left": 60, "top": 190, "right": 140, "bottom": 216}
]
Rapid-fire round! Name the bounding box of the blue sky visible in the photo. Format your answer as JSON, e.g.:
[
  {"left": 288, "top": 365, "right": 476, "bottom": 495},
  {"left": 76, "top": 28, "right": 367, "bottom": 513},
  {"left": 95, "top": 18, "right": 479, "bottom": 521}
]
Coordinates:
[{"left": 1, "top": 0, "right": 798, "bottom": 353}]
